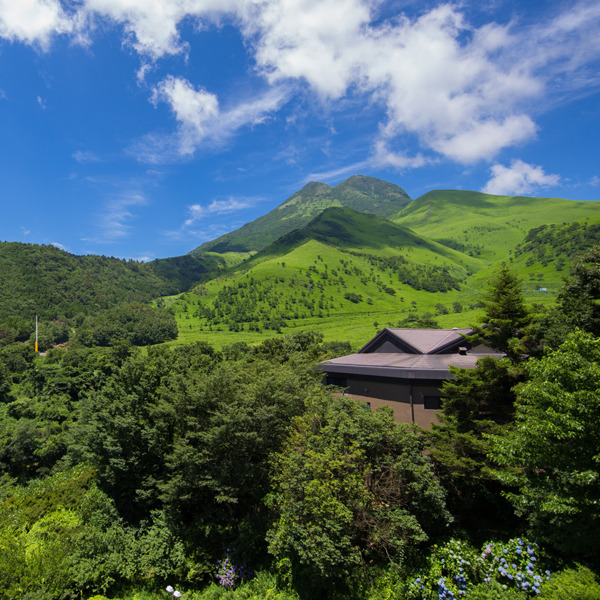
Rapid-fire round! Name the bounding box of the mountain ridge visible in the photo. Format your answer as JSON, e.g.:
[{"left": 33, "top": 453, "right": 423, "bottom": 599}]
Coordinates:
[{"left": 191, "top": 175, "right": 411, "bottom": 254}]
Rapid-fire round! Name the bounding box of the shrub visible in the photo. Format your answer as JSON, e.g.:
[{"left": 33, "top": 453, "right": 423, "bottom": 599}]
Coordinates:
[
  {"left": 405, "top": 538, "right": 549, "bottom": 599},
  {"left": 468, "top": 580, "right": 526, "bottom": 599},
  {"left": 540, "top": 565, "right": 600, "bottom": 600}
]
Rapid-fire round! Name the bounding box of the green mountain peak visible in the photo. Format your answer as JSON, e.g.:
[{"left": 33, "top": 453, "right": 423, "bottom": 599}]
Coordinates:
[{"left": 190, "top": 175, "right": 411, "bottom": 255}]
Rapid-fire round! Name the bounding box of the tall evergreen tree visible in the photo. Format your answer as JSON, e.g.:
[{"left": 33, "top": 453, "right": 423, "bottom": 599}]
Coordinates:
[
  {"left": 429, "top": 267, "right": 530, "bottom": 537},
  {"left": 470, "top": 266, "right": 530, "bottom": 360}
]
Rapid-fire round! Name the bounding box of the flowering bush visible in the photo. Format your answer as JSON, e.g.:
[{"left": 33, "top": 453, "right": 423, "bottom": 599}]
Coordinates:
[
  {"left": 216, "top": 549, "right": 253, "bottom": 589},
  {"left": 478, "top": 538, "right": 548, "bottom": 595},
  {"left": 406, "top": 539, "right": 479, "bottom": 599},
  {"left": 405, "top": 538, "right": 550, "bottom": 599}
]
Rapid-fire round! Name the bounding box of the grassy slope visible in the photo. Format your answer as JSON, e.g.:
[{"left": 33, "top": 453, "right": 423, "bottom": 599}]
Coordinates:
[
  {"left": 166, "top": 192, "right": 600, "bottom": 349},
  {"left": 167, "top": 208, "right": 486, "bottom": 348},
  {"left": 394, "top": 190, "right": 600, "bottom": 299},
  {"left": 394, "top": 190, "right": 600, "bottom": 263}
]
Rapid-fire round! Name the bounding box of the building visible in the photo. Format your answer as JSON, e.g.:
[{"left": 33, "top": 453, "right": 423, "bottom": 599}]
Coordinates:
[{"left": 317, "top": 327, "right": 502, "bottom": 428}]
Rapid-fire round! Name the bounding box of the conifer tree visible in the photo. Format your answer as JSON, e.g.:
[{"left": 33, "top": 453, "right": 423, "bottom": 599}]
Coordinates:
[{"left": 470, "top": 266, "right": 530, "bottom": 360}]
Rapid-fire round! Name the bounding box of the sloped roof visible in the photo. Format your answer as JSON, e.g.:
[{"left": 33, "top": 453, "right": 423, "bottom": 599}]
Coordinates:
[
  {"left": 359, "top": 327, "right": 473, "bottom": 355},
  {"left": 317, "top": 351, "right": 491, "bottom": 380},
  {"left": 318, "top": 327, "right": 503, "bottom": 381}
]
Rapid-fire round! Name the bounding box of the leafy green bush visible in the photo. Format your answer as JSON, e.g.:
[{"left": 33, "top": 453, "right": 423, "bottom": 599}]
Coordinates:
[
  {"left": 540, "top": 565, "right": 600, "bottom": 600},
  {"left": 468, "top": 580, "right": 526, "bottom": 599}
]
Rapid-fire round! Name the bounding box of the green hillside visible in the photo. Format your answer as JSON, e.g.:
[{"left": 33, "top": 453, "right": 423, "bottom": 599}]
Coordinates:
[
  {"left": 166, "top": 191, "right": 600, "bottom": 349},
  {"left": 148, "top": 251, "right": 250, "bottom": 292},
  {"left": 167, "top": 208, "right": 486, "bottom": 348},
  {"left": 192, "top": 175, "right": 411, "bottom": 254},
  {"left": 393, "top": 190, "right": 600, "bottom": 262},
  {"left": 0, "top": 242, "right": 181, "bottom": 342}
]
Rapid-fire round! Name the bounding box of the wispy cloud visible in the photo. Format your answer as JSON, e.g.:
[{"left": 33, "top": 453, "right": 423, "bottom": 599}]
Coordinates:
[
  {"left": 304, "top": 160, "right": 371, "bottom": 184},
  {"left": 184, "top": 196, "right": 256, "bottom": 226},
  {"left": 131, "top": 76, "right": 290, "bottom": 162},
  {"left": 72, "top": 149, "right": 100, "bottom": 163},
  {"left": 82, "top": 191, "right": 147, "bottom": 243},
  {"left": 163, "top": 195, "right": 258, "bottom": 242},
  {"left": 482, "top": 160, "right": 560, "bottom": 195},
  {"left": 51, "top": 241, "right": 67, "bottom": 251}
]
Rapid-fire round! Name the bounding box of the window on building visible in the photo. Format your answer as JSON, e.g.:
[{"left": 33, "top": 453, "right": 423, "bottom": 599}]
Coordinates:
[{"left": 424, "top": 395, "right": 443, "bottom": 410}]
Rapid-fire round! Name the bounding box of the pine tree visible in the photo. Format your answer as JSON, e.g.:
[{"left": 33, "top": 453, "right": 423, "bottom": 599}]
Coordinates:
[{"left": 470, "top": 266, "right": 530, "bottom": 360}]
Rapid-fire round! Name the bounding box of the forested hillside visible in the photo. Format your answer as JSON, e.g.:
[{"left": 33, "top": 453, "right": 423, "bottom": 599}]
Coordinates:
[
  {"left": 1, "top": 250, "right": 600, "bottom": 599},
  {"left": 0, "top": 242, "right": 180, "bottom": 347}
]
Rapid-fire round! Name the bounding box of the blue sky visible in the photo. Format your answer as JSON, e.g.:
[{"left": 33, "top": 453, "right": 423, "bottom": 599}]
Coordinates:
[{"left": 1, "top": 0, "right": 599, "bottom": 261}]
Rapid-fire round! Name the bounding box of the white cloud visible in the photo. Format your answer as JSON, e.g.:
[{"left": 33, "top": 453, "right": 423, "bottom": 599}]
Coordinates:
[
  {"left": 153, "top": 75, "right": 219, "bottom": 155},
  {"left": 372, "top": 139, "right": 430, "bottom": 170},
  {"left": 482, "top": 160, "right": 560, "bottom": 195},
  {"left": 138, "top": 75, "right": 289, "bottom": 160},
  {"left": 81, "top": 0, "right": 243, "bottom": 58},
  {"left": 4, "top": 0, "right": 600, "bottom": 166},
  {"left": 51, "top": 241, "right": 67, "bottom": 250},
  {"left": 184, "top": 196, "right": 255, "bottom": 226},
  {"left": 590, "top": 175, "right": 600, "bottom": 187},
  {"left": 0, "top": 0, "right": 74, "bottom": 47}
]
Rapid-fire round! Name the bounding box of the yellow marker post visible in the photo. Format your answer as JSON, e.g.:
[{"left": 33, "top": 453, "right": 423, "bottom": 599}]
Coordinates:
[{"left": 35, "top": 315, "right": 38, "bottom": 353}]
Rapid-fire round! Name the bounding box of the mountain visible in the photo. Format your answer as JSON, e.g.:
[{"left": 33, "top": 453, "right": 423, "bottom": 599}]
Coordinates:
[
  {"left": 251, "top": 206, "right": 469, "bottom": 265},
  {"left": 165, "top": 186, "right": 600, "bottom": 348},
  {"left": 3, "top": 178, "right": 600, "bottom": 349},
  {"left": 191, "top": 175, "right": 411, "bottom": 254}
]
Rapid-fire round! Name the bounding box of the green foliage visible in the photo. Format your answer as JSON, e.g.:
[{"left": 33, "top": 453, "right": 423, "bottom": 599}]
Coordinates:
[
  {"left": 514, "top": 222, "right": 600, "bottom": 266},
  {"left": 470, "top": 267, "right": 530, "bottom": 358},
  {"left": 557, "top": 245, "right": 600, "bottom": 336},
  {"left": 267, "top": 396, "right": 451, "bottom": 591},
  {"left": 398, "top": 312, "right": 440, "bottom": 328},
  {"left": 344, "top": 292, "right": 363, "bottom": 303},
  {"left": 467, "top": 581, "right": 527, "bottom": 599},
  {"left": 185, "top": 571, "right": 300, "bottom": 600},
  {"left": 491, "top": 330, "right": 600, "bottom": 560},
  {"left": 428, "top": 357, "right": 525, "bottom": 538},
  {"left": 0, "top": 241, "right": 177, "bottom": 339},
  {"left": 0, "top": 467, "right": 95, "bottom": 599},
  {"left": 75, "top": 302, "right": 178, "bottom": 346},
  {"left": 540, "top": 564, "right": 600, "bottom": 600}
]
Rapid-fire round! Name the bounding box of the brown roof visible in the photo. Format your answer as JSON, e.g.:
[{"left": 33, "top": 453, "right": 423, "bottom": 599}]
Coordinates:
[
  {"left": 360, "top": 327, "right": 473, "bottom": 354},
  {"left": 318, "top": 327, "right": 503, "bottom": 381},
  {"left": 317, "top": 351, "right": 496, "bottom": 380}
]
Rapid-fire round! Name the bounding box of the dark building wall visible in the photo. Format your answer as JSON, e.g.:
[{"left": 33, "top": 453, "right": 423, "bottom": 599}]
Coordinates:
[{"left": 326, "top": 374, "right": 443, "bottom": 428}]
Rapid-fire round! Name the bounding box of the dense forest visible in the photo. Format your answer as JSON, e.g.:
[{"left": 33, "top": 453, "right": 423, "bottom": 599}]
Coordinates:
[
  {"left": 0, "top": 248, "right": 599, "bottom": 599},
  {"left": 0, "top": 243, "right": 181, "bottom": 348}
]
